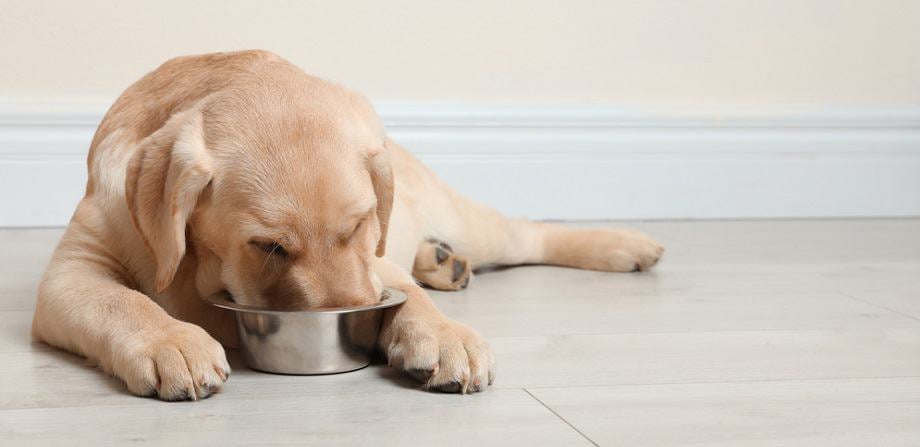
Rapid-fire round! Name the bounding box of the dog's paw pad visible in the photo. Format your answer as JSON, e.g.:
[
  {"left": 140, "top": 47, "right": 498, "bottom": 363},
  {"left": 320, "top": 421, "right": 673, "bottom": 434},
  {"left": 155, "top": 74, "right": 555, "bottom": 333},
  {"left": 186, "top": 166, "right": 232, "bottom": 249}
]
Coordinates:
[
  {"left": 435, "top": 246, "right": 450, "bottom": 264},
  {"left": 412, "top": 240, "right": 473, "bottom": 291}
]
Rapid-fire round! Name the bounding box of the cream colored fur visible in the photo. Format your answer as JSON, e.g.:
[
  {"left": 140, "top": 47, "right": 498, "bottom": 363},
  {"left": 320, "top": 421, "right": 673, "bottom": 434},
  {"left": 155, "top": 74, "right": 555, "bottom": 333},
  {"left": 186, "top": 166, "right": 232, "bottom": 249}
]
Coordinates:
[{"left": 32, "top": 51, "right": 664, "bottom": 400}]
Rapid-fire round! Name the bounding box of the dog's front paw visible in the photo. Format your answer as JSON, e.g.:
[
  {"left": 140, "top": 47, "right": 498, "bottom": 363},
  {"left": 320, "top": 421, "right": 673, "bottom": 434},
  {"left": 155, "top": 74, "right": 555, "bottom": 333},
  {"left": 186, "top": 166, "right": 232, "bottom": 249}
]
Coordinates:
[
  {"left": 110, "top": 321, "right": 230, "bottom": 401},
  {"left": 384, "top": 318, "right": 494, "bottom": 393}
]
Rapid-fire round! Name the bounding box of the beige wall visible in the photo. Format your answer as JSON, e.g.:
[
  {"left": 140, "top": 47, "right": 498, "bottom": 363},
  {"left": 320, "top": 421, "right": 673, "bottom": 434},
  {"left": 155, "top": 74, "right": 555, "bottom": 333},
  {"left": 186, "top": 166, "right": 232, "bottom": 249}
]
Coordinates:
[{"left": 1, "top": 0, "right": 918, "bottom": 105}]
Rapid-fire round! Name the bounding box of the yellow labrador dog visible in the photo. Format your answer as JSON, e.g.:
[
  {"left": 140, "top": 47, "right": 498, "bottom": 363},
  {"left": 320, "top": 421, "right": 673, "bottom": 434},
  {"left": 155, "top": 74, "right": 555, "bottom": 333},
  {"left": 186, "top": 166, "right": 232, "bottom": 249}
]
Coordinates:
[{"left": 32, "top": 51, "right": 664, "bottom": 400}]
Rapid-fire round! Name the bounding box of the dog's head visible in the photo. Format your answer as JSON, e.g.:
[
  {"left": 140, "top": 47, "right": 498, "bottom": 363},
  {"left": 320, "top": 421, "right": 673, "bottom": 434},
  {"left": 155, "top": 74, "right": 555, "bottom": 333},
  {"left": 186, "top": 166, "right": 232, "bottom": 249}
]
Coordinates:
[{"left": 124, "top": 71, "right": 392, "bottom": 310}]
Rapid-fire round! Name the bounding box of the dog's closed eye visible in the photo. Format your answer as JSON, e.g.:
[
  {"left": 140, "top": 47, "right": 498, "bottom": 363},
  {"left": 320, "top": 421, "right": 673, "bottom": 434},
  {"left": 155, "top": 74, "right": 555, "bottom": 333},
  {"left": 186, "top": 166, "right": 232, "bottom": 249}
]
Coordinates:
[
  {"left": 338, "top": 217, "right": 368, "bottom": 244},
  {"left": 249, "top": 239, "right": 289, "bottom": 258},
  {"left": 348, "top": 218, "right": 366, "bottom": 238}
]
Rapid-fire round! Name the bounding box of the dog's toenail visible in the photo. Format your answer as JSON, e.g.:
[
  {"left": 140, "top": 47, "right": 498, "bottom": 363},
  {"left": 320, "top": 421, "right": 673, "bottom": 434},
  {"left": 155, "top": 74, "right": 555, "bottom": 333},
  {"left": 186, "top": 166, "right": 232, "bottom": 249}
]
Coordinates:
[
  {"left": 435, "top": 247, "right": 450, "bottom": 264},
  {"left": 432, "top": 381, "right": 462, "bottom": 393},
  {"left": 438, "top": 241, "right": 453, "bottom": 252},
  {"left": 459, "top": 276, "right": 470, "bottom": 289},
  {"left": 200, "top": 383, "right": 218, "bottom": 398},
  {"left": 407, "top": 368, "right": 434, "bottom": 383},
  {"left": 169, "top": 389, "right": 190, "bottom": 401},
  {"left": 633, "top": 263, "right": 641, "bottom": 272}
]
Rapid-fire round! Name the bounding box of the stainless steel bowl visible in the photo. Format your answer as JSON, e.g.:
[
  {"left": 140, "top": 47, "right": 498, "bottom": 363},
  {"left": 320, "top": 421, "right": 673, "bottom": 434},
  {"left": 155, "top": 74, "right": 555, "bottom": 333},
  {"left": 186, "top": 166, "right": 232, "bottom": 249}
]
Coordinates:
[{"left": 205, "top": 288, "right": 407, "bottom": 375}]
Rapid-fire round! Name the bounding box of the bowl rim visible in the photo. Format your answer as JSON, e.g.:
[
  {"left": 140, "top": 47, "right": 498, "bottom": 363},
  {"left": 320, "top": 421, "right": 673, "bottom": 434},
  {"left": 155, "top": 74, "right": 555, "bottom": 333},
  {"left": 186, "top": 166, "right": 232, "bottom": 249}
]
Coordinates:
[{"left": 204, "top": 287, "right": 408, "bottom": 315}]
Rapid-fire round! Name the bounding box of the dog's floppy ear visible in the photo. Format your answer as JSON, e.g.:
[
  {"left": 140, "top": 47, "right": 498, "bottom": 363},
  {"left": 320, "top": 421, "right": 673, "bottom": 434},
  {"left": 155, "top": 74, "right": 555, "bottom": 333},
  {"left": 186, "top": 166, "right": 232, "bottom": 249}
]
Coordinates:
[
  {"left": 125, "top": 107, "right": 213, "bottom": 292},
  {"left": 369, "top": 139, "right": 395, "bottom": 257}
]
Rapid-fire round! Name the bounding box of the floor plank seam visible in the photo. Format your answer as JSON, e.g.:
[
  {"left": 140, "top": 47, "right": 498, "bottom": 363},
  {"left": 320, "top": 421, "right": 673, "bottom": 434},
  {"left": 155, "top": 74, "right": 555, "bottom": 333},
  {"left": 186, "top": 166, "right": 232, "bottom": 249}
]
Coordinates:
[
  {"left": 835, "top": 291, "right": 920, "bottom": 323},
  {"left": 477, "top": 325, "right": 920, "bottom": 340},
  {"left": 523, "top": 388, "right": 599, "bottom": 447},
  {"left": 517, "top": 375, "right": 920, "bottom": 391}
]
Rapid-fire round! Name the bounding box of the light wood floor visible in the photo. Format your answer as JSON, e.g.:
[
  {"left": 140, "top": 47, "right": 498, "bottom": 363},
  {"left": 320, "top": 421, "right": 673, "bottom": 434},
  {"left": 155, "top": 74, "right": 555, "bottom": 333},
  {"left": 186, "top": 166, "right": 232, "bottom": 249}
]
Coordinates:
[{"left": 1, "top": 220, "right": 919, "bottom": 446}]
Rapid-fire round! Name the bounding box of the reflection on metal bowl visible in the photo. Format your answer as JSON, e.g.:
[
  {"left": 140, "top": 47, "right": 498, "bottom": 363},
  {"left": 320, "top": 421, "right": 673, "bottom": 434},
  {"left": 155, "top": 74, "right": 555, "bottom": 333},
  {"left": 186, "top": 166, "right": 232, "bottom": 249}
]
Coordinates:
[{"left": 205, "top": 288, "right": 407, "bottom": 374}]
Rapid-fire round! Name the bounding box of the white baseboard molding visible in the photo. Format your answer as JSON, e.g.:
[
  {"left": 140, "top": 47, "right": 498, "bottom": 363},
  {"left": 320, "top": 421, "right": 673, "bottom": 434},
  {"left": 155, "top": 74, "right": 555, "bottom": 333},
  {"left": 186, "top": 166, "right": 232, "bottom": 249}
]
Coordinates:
[{"left": 1, "top": 101, "right": 919, "bottom": 226}]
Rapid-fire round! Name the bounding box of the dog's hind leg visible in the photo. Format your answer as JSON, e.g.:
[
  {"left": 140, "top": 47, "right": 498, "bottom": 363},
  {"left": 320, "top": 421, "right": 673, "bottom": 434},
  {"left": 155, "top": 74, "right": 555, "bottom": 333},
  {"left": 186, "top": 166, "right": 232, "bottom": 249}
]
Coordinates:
[
  {"left": 419, "top": 185, "right": 665, "bottom": 273},
  {"left": 388, "top": 139, "right": 664, "bottom": 278}
]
